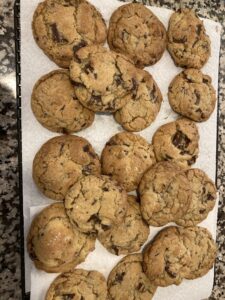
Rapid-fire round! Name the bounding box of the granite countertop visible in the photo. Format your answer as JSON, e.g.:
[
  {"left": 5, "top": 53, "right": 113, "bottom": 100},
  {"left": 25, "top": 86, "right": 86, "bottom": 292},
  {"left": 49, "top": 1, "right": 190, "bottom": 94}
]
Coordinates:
[{"left": 0, "top": 0, "right": 224, "bottom": 299}]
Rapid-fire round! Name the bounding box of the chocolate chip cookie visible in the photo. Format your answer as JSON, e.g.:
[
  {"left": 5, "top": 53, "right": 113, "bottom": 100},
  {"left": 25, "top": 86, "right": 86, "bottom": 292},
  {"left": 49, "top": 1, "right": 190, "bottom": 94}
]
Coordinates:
[
  {"left": 31, "top": 70, "right": 95, "bottom": 133},
  {"left": 98, "top": 195, "right": 149, "bottom": 255},
  {"left": 27, "top": 203, "right": 95, "bottom": 273},
  {"left": 69, "top": 45, "right": 138, "bottom": 112},
  {"left": 33, "top": 135, "right": 100, "bottom": 201},
  {"left": 152, "top": 118, "right": 199, "bottom": 167},
  {"left": 108, "top": 3, "right": 167, "bottom": 68},
  {"left": 167, "top": 9, "right": 211, "bottom": 69},
  {"left": 65, "top": 175, "right": 127, "bottom": 235},
  {"left": 108, "top": 254, "right": 157, "bottom": 300},
  {"left": 45, "top": 269, "right": 108, "bottom": 300},
  {"left": 176, "top": 169, "right": 217, "bottom": 226},
  {"left": 181, "top": 226, "right": 217, "bottom": 279},
  {"left": 114, "top": 70, "right": 162, "bottom": 132},
  {"left": 101, "top": 132, "right": 156, "bottom": 192},
  {"left": 168, "top": 69, "right": 216, "bottom": 122},
  {"left": 139, "top": 162, "right": 192, "bottom": 226},
  {"left": 32, "top": 0, "right": 107, "bottom": 68},
  {"left": 143, "top": 226, "right": 192, "bottom": 286}
]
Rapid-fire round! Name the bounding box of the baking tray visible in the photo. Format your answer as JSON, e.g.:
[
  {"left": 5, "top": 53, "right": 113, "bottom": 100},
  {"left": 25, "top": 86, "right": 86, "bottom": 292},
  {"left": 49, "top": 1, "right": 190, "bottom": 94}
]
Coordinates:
[{"left": 14, "top": 0, "right": 221, "bottom": 299}]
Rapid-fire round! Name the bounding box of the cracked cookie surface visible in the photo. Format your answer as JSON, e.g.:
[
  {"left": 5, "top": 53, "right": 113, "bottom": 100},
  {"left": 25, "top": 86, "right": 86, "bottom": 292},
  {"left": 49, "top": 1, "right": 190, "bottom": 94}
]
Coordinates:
[
  {"left": 139, "top": 162, "right": 192, "bottom": 226},
  {"left": 98, "top": 195, "right": 149, "bottom": 255},
  {"left": 27, "top": 203, "right": 95, "bottom": 273},
  {"left": 32, "top": 0, "right": 107, "bottom": 68},
  {"left": 31, "top": 69, "right": 95, "bottom": 133},
  {"left": 69, "top": 45, "right": 138, "bottom": 112},
  {"left": 168, "top": 69, "right": 216, "bottom": 122},
  {"left": 108, "top": 254, "right": 157, "bottom": 300},
  {"left": 167, "top": 9, "right": 211, "bottom": 69},
  {"left": 65, "top": 175, "right": 127, "bottom": 235},
  {"left": 143, "top": 226, "right": 192, "bottom": 287},
  {"left": 181, "top": 226, "right": 217, "bottom": 279},
  {"left": 176, "top": 169, "right": 217, "bottom": 226},
  {"left": 114, "top": 70, "right": 162, "bottom": 132},
  {"left": 101, "top": 132, "right": 156, "bottom": 192},
  {"left": 152, "top": 118, "right": 199, "bottom": 168},
  {"left": 45, "top": 269, "right": 108, "bottom": 300},
  {"left": 108, "top": 3, "right": 167, "bottom": 68},
  {"left": 33, "top": 135, "right": 100, "bottom": 201}
]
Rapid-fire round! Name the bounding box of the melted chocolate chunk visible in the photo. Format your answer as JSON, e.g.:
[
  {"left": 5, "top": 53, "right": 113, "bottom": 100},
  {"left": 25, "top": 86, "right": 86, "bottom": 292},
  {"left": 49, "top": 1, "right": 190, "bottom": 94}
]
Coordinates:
[
  {"left": 173, "top": 36, "right": 187, "bottom": 43},
  {"left": 149, "top": 84, "right": 157, "bottom": 103},
  {"left": 114, "top": 272, "right": 125, "bottom": 283},
  {"left": 115, "top": 74, "right": 123, "bottom": 86},
  {"left": 51, "top": 23, "right": 68, "bottom": 43},
  {"left": 132, "top": 78, "right": 138, "bottom": 92},
  {"left": 136, "top": 282, "right": 145, "bottom": 292},
  {"left": 89, "top": 214, "right": 100, "bottom": 223},
  {"left": 187, "top": 155, "right": 197, "bottom": 166},
  {"left": 73, "top": 40, "right": 87, "bottom": 53},
  {"left": 101, "top": 224, "right": 110, "bottom": 231},
  {"left": 206, "top": 193, "right": 215, "bottom": 201},
  {"left": 83, "top": 145, "right": 90, "bottom": 152},
  {"left": 165, "top": 263, "right": 177, "bottom": 278},
  {"left": 172, "top": 130, "right": 191, "bottom": 151},
  {"left": 103, "top": 187, "right": 109, "bottom": 192},
  {"left": 199, "top": 209, "right": 206, "bottom": 214},
  {"left": 196, "top": 24, "right": 202, "bottom": 35},
  {"left": 84, "top": 63, "right": 94, "bottom": 74},
  {"left": 82, "top": 164, "right": 92, "bottom": 175},
  {"left": 194, "top": 90, "right": 201, "bottom": 105},
  {"left": 203, "top": 77, "right": 209, "bottom": 84}
]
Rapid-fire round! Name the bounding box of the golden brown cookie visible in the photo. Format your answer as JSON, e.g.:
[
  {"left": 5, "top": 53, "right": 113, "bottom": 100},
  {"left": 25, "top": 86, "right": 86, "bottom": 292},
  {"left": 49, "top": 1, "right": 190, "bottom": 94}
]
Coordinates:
[
  {"left": 69, "top": 45, "right": 138, "bottom": 112},
  {"left": 176, "top": 169, "right": 217, "bottom": 226},
  {"left": 27, "top": 203, "right": 95, "bottom": 273},
  {"left": 98, "top": 195, "right": 149, "bottom": 255},
  {"left": 114, "top": 70, "right": 162, "bottom": 132},
  {"left": 139, "top": 162, "right": 192, "bottom": 226},
  {"left": 108, "top": 254, "right": 157, "bottom": 300},
  {"left": 32, "top": 0, "right": 107, "bottom": 68},
  {"left": 152, "top": 118, "right": 199, "bottom": 167},
  {"left": 65, "top": 175, "right": 127, "bottom": 235},
  {"left": 101, "top": 132, "right": 156, "bottom": 192},
  {"left": 108, "top": 3, "right": 167, "bottom": 68},
  {"left": 168, "top": 69, "right": 216, "bottom": 122},
  {"left": 45, "top": 269, "right": 108, "bottom": 300},
  {"left": 167, "top": 9, "right": 211, "bottom": 69},
  {"left": 31, "top": 70, "right": 95, "bottom": 133},
  {"left": 143, "top": 226, "right": 192, "bottom": 287},
  {"left": 33, "top": 135, "right": 100, "bottom": 201}
]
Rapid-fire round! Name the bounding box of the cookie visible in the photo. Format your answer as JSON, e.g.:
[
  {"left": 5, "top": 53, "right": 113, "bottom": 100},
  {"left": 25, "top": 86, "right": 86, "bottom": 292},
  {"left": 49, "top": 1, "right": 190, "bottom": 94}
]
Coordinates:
[
  {"left": 33, "top": 135, "right": 100, "bottom": 201},
  {"left": 139, "top": 162, "right": 192, "bottom": 226},
  {"left": 45, "top": 269, "right": 107, "bottom": 300},
  {"left": 108, "top": 3, "right": 167, "bottom": 68},
  {"left": 176, "top": 169, "right": 217, "bottom": 226},
  {"left": 114, "top": 70, "right": 162, "bottom": 132},
  {"left": 143, "top": 226, "right": 192, "bottom": 286},
  {"left": 108, "top": 254, "right": 157, "bottom": 300},
  {"left": 152, "top": 118, "right": 199, "bottom": 167},
  {"left": 27, "top": 203, "right": 95, "bottom": 273},
  {"left": 32, "top": 0, "right": 107, "bottom": 68},
  {"left": 181, "top": 226, "right": 217, "bottom": 279},
  {"left": 69, "top": 45, "right": 138, "bottom": 112},
  {"left": 167, "top": 9, "right": 211, "bottom": 69},
  {"left": 168, "top": 69, "right": 216, "bottom": 122},
  {"left": 31, "top": 70, "right": 95, "bottom": 133},
  {"left": 101, "top": 132, "right": 156, "bottom": 192},
  {"left": 65, "top": 175, "right": 127, "bottom": 235},
  {"left": 98, "top": 195, "right": 149, "bottom": 255}
]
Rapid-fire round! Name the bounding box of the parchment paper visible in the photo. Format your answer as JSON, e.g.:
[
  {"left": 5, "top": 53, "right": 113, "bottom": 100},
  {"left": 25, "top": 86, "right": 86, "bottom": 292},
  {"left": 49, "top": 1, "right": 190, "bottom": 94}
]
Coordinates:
[{"left": 21, "top": 0, "right": 221, "bottom": 298}]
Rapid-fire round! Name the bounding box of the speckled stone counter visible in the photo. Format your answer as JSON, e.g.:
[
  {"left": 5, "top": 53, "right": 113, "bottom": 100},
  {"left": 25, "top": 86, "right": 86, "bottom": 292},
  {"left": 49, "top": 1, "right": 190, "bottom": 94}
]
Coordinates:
[{"left": 0, "top": 0, "right": 224, "bottom": 299}]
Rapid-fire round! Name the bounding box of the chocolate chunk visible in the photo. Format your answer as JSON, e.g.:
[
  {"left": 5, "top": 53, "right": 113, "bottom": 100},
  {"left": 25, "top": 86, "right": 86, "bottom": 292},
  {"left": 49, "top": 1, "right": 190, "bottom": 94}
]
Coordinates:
[
  {"left": 203, "top": 77, "right": 209, "bottom": 84},
  {"left": 115, "top": 74, "right": 123, "bottom": 86},
  {"left": 84, "top": 63, "right": 94, "bottom": 74},
  {"left": 165, "top": 154, "right": 172, "bottom": 160},
  {"left": 136, "top": 282, "right": 145, "bottom": 292},
  {"left": 83, "top": 145, "right": 90, "bottom": 152},
  {"left": 101, "top": 224, "right": 110, "bottom": 231},
  {"left": 73, "top": 81, "right": 85, "bottom": 88},
  {"left": 132, "top": 78, "right": 138, "bottom": 92},
  {"left": 165, "top": 263, "right": 177, "bottom": 278},
  {"left": 194, "top": 90, "right": 201, "bottom": 105},
  {"left": 199, "top": 209, "right": 206, "bottom": 214},
  {"left": 73, "top": 40, "right": 87, "bottom": 53},
  {"left": 172, "top": 130, "right": 191, "bottom": 151},
  {"left": 173, "top": 36, "right": 187, "bottom": 43},
  {"left": 183, "top": 72, "right": 193, "bottom": 83},
  {"left": 149, "top": 84, "right": 157, "bottom": 103},
  {"left": 111, "top": 245, "right": 119, "bottom": 255},
  {"left": 114, "top": 272, "right": 125, "bottom": 283},
  {"left": 51, "top": 23, "right": 68, "bottom": 43},
  {"left": 103, "top": 187, "right": 109, "bottom": 192},
  {"left": 91, "top": 95, "right": 101, "bottom": 103},
  {"left": 196, "top": 24, "right": 202, "bottom": 35},
  {"left": 206, "top": 193, "right": 215, "bottom": 201},
  {"left": 187, "top": 155, "right": 197, "bottom": 166},
  {"left": 89, "top": 214, "right": 100, "bottom": 223},
  {"left": 82, "top": 164, "right": 92, "bottom": 175}
]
